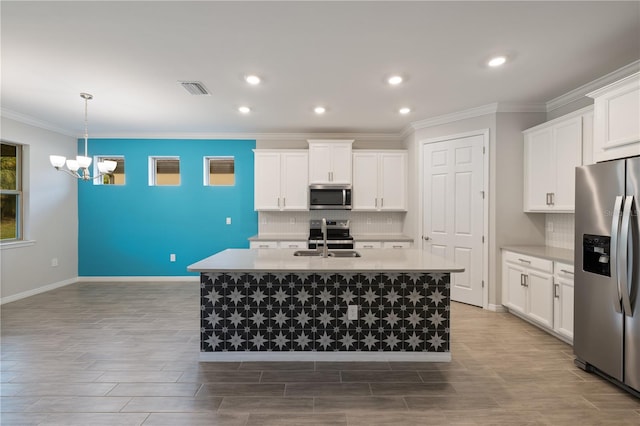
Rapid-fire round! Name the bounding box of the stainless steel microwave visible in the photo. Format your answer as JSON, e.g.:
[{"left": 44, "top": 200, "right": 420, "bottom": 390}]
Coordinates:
[{"left": 309, "top": 184, "right": 352, "bottom": 210}]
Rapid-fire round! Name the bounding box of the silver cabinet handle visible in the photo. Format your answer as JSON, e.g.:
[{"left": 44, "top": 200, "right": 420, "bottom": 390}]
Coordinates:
[
  {"left": 554, "top": 283, "right": 560, "bottom": 298},
  {"left": 375, "top": 198, "right": 378, "bottom": 208},
  {"left": 620, "top": 196, "right": 634, "bottom": 317},
  {"left": 546, "top": 193, "right": 551, "bottom": 205},
  {"left": 611, "top": 195, "right": 624, "bottom": 313},
  {"left": 259, "top": 244, "right": 270, "bottom": 248},
  {"left": 392, "top": 245, "right": 403, "bottom": 249},
  {"left": 283, "top": 197, "right": 286, "bottom": 207},
  {"left": 518, "top": 258, "right": 531, "bottom": 264},
  {"left": 523, "top": 275, "right": 529, "bottom": 287},
  {"left": 363, "top": 245, "right": 374, "bottom": 248},
  {"left": 551, "top": 192, "right": 555, "bottom": 205},
  {"left": 381, "top": 198, "right": 384, "bottom": 208},
  {"left": 277, "top": 197, "right": 280, "bottom": 208},
  {"left": 560, "top": 269, "right": 573, "bottom": 275},
  {"left": 520, "top": 273, "right": 525, "bottom": 286}
]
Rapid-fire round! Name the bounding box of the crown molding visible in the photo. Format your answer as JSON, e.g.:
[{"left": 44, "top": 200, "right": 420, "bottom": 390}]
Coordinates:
[
  {"left": 1, "top": 108, "right": 75, "bottom": 137},
  {"left": 546, "top": 60, "right": 640, "bottom": 112},
  {"left": 86, "top": 131, "right": 401, "bottom": 142}
]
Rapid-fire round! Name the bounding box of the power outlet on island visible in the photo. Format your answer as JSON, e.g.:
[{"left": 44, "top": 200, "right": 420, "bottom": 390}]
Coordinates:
[
  {"left": 347, "top": 305, "right": 358, "bottom": 320},
  {"left": 170, "top": 253, "right": 176, "bottom": 262}
]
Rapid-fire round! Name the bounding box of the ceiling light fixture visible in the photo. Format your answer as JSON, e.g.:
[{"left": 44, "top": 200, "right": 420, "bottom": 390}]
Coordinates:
[
  {"left": 49, "top": 93, "right": 116, "bottom": 180},
  {"left": 399, "top": 107, "right": 411, "bottom": 115},
  {"left": 238, "top": 106, "right": 251, "bottom": 114},
  {"left": 488, "top": 56, "right": 507, "bottom": 67},
  {"left": 388, "top": 75, "right": 403, "bottom": 85},
  {"left": 245, "top": 75, "right": 261, "bottom": 85},
  {"left": 314, "top": 106, "right": 326, "bottom": 114}
]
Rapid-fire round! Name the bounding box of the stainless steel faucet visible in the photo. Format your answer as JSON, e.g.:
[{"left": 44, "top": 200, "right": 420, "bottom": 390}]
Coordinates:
[{"left": 320, "top": 218, "right": 328, "bottom": 258}]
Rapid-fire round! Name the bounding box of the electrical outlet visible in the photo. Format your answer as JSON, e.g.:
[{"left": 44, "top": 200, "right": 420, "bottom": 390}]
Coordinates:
[
  {"left": 226, "top": 217, "right": 232, "bottom": 225},
  {"left": 290, "top": 217, "right": 296, "bottom": 225},
  {"left": 366, "top": 217, "right": 372, "bottom": 225},
  {"left": 51, "top": 258, "right": 58, "bottom": 267},
  {"left": 386, "top": 217, "right": 393, "bottom": 224},
  {"left": 347, "top": 305, "right": 358, "bottom": 320},
  {"left": 170, "top": 253, "right": 176, "bottom": 262}
]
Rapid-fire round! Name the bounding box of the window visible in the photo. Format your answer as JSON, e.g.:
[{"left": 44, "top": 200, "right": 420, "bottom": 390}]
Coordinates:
[
  {"left": 95, "top": 156, "right": 125, "bottom": 185},
  {"left": 204, "top": 156, "right": 235, "bottom": 186},
  {"left": 1, "top": 142, "right": 22, "bottom": 241},
  {"left": 149, "top": 156, "right": 180, "bottom": 186}
]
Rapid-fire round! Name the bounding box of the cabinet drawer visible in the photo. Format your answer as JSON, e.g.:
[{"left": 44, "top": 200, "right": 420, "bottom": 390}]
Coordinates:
[
  {"left": 554, "top": 262, "right": 574, "bottom": 278},
  {"left": 280, "top": 241, "right": 307, "bottom": 249},
  {"left": 503, "top": 251, "right": 553, "bottom": 273},
  {"left": 382, "top": 241, "right": 411, "bottom": 249},
  {"left": 355, "top": 241, "right": 382, "bottom": 249},
  {"left": 250, "top": 241, "right": 278, "bottom": 249}
]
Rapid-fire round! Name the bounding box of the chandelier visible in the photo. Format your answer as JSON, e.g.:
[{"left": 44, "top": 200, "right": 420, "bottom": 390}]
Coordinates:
[{"left": 49, "top": 93, "right": 117, "bottom": 180}]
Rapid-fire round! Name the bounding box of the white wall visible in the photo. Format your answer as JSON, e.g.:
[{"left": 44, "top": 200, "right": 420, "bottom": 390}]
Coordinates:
[{"left": 1, "top": 117, "right": 78, "bottom": 303}]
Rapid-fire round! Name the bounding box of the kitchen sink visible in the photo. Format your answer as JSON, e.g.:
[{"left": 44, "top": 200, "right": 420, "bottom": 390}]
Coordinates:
[
  {"left": 293, "top": 250, "right": 361, "bottom": 258},
  {"left": 293, "top": 250, "right": 323, "bottom": 257}
]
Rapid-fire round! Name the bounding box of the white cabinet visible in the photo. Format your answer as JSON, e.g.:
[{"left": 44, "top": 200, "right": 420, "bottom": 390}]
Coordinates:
[
  {"left": 352, "top": 150, "right": 407, "bottom": 211},
  {"left": 588, "top": 72, "right": 640, "bottom": 162},
  {"left": 254, "top": 150, "right": 308, "bottom": 211},
  {"left": 382, "top": 241, "right": 411, "bottom": 249},
  {"left": 502, "top": 250, "right": 574, "bottom": 344},
  {"left": 355, "top": 241, "right": 382, "bottom": 249},
  {"left": 502, "top": 251, "right": 554, "bottom": 329},
  {"left": 308, "top": 140, "right": 353, "bottom": 184},
  {"left": 553, "top": 262, "right": 574, "bottom": 342},
  {"left": 523, "top": 112, "right": 585, "bottom": 212},
  {"left": 250, "top": 240, "right": 307, "bottom": 249},
  {"left": 355, "top": 241, "right": 411, "bottom": 249}
]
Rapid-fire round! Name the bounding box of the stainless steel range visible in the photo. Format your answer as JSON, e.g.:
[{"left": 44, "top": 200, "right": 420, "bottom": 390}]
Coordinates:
[{"left": 308, "top": 219, "right": 354, "bottom": 249}]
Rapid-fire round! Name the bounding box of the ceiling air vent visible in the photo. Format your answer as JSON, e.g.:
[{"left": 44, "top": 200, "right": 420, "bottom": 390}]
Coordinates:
[{"left": 178, "top": 81, "right": 210, "bottom": 96}]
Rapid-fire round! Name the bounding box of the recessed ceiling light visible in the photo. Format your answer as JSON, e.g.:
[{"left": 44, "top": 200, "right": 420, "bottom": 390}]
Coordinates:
[
  {"left": 399, "top": 107, "right": 411, "bottom": 115},
  {"left": 238, "top": 106, "right": 251, "bottom": 114},
  {"left": 245, "top": 75, "right": 261, "bottom": 85},
  {"left": 388, "top": 75, "right": 403, "bottom": 85},
  {"left": 488, "top": 56, "right": 507, "bottom": 67},
  {"left": 314, "top": 106, "right": 326, "bottom": 114}
]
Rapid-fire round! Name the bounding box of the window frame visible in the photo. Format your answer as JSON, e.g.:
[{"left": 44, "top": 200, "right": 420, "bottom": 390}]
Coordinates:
[
  {"left": 93, "top": 155, "right": 126, "bottom": 186},
  {"left": 203, "top": 156, "right": 235, "bottom": 186},
  {"left": 148, "top": 156, "right": 181, "bottom": 186},
  {"left": 0, "top": 141, "right": 23, "bottom": 243}
]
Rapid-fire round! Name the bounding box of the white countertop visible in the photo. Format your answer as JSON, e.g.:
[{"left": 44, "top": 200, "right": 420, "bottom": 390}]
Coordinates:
[
  {"left": 188, "top": 248, "right": 464, "bottom": 273},
  {"left": 248, "top": 234, "right": 413, "bottom": 242},
  {"left": 501, "top": 245, "right": 574, "bottom": 264}
]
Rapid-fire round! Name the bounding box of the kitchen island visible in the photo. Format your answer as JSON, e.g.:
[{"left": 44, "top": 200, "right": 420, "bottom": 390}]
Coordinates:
[{"left": 188, "top": 248, "right": 463, "bottom": 361}]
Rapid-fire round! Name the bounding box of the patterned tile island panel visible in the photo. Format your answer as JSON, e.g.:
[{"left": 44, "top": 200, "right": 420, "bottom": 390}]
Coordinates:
[{"left": 200, "top": 272, "right": 450, "bottom": 352}]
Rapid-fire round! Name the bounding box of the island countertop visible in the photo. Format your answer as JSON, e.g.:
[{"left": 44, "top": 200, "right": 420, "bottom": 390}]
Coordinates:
[{"left": 188, "top": 248, "right": 464, "bottom": 273}]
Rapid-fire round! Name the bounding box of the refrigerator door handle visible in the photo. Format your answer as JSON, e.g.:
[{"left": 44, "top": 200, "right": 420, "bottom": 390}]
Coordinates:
[
  {"left": 620, "top": 195, "right": 634, "bottom": 317},
  {"left": 611, "top": 195, "right": 624, "bottom": 314}
]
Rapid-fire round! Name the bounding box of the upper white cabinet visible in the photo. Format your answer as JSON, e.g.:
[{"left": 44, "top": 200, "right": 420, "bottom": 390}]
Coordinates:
[
  {"left": 587, "top": 72, "right": 640, "bottom": 162},
  {"left": 352, "top": 150, "right": 407, "bottom": 211},
  {"left": 308, "top": 140, "right": 353, "bottom": 184},
  {"left": 254, "top": 150, "right": 308, "bottom": 211},
  {"left": 523, "top": 109, "right": 589, "bottom": 212}
]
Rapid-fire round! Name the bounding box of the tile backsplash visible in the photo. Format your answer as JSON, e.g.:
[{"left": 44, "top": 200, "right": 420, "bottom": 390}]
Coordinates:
[
  {"left": 545, "top": 213, "right": 574, "bottom": 250},
  {"left": 258, "top": 211, "right": 406, "bottom": 236}
]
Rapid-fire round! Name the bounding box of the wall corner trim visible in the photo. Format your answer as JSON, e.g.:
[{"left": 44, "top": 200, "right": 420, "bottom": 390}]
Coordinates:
[{"left": 0, "top": 277, "right": 78, "bottom": 305}]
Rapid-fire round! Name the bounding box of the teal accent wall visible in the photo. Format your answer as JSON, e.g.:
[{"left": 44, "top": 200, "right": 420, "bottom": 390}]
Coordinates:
[{"left": 78, "top": 138, "right": 256, "bottom": 276}]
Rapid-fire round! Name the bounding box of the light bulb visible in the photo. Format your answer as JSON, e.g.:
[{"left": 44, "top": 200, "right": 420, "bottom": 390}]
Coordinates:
[
  {"left": 314, "top": 106, "right": 326, "bottom": 114},
  {"left": 388, "top": 75, "right": 403, "bottom": 85},
  {"left": 49, "top": 155, "right": 66, "bottom": 168},
  {"left": 245, "top": 75, "right": 261, "bottom": 85},
  {"left": 238, "top": 106, "right": 251, "bottom": 114},
  {"left": 399, "top": 107, "right": 411, "bottom": 115},
  {"left": 488, "top": 56, "right": 507, "bottom": 67}
]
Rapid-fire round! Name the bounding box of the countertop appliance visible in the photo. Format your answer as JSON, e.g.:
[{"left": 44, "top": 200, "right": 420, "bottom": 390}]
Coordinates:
[
  {"left": 309, "top": 184, "right": 352, "bottom": 210},
  {"left": 308, "top": 219, "right": 354, "bottom": 249},
  {"left": 574, "top": 156, "right": 639, "bottom": 397}
]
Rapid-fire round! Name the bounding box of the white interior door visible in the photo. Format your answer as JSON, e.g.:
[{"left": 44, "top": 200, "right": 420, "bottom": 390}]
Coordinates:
[{"left": 423, "top": 135, "right": 485, "bottom": 307}]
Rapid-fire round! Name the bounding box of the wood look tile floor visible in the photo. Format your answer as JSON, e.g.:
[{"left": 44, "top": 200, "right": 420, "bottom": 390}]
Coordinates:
[{"left": 1, "top": 281, "right": 639, "bottom": 425}]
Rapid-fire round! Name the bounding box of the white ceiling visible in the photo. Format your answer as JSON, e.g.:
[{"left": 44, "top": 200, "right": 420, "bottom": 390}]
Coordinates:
[{"left": 1, "top": 1, "right": 639, "bottom": 137}]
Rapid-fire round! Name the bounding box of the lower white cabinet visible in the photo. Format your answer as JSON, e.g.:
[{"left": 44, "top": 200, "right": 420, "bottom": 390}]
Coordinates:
[
  {"left": 355, "top": 241, "right": 382, "bottom": 249},
  {"left": 502, "top": 250, "right": 572, "bottom": 343},
  {"left": 553, "top": 262, "right": 574, "bottom": 342},
  {"left": 250, "top": 240, "right": 306, "bottom": 249},
  {"left": 382, "top": 241, "right": 411, "bottom": 249}
]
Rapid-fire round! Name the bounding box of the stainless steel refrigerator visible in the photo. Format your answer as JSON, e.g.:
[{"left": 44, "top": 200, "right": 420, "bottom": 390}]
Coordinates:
[{"left": 574, "top": 156, "right": 639, "bottom": 396}]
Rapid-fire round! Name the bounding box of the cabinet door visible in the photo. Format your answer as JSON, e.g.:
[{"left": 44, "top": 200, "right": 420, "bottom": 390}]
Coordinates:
[
  {"left": 554, "top": 275, "right": 574, "bottom": 341},
  {"left": 552, "top": 117, "right": 582, "bottom": 211},
  {"left": 503, "top": 261, "right": 527, "bottom": 315},
  {"left": 330, "top": 143, "right": 353, "bottom": 183},
  {"left": 524, "top": 128, "right": 554, "bottom": 211},
  {"left": 379, "top": 152, "right": 407, "bottom": 210},
  {"left": 308, "top": 143, "right": 332, "bottom": 183},
  {"left": 355, "top": 241, "right": 382, "bottom": 249},
  {"left": 254, "top": 152, "right": 281, "bottom": 210},
  {"left": 281, "top": 152, "right": 309, "bottom": 210},
  {"left": 591, "top": 74, "right": 640, "bottom": 162},
  {"left": 352, "top": 152, "right": 379, "bottom": 210},
  {"left": 382, "top": 241, "right": 411, "bottom": 249},
  {"left": 527, "top": 270, "right": 554, "bottom": 329},
  {"left": 250, "top": 241, "right": 278, "bottom": 249}
]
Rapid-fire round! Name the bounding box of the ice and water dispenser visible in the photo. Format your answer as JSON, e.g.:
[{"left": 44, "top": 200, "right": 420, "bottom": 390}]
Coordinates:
[{"left": 583, "top": 234, "right": 611, "bottom": 276}]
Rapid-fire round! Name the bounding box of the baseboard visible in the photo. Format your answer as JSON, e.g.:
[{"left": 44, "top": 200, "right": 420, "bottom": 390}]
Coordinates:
[
  {"left": 1, "top": 277, "right": 78, "bottom": 305},
  {"left": 486, "top": 303, "right": 507, "bottom": 313},
  {"left": 200, "top": 351, "right": 452, "bottom": 362},
  {"left": 78, "top": 276, "right": 199, "bottom": 282}
]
